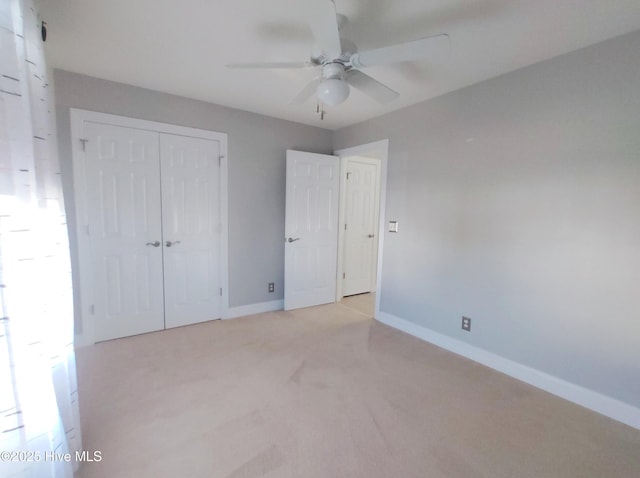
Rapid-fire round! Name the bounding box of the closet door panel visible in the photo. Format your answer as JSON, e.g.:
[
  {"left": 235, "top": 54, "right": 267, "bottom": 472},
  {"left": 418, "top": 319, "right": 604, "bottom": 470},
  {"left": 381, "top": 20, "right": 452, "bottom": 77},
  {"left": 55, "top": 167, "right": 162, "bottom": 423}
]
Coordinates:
[
  {"left": 160, "top": 134, "right": 221, "bottom": 328},
  {"left": 84, "top": 122, "right": 165, "bottom": 341}
]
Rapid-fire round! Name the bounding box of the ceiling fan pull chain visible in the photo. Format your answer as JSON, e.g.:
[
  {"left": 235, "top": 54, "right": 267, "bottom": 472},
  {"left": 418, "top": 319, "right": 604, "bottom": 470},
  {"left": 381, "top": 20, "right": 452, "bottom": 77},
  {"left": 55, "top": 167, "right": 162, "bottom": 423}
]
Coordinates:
[{"left": 315, "top": 101, "right": 326, "bottom": 120}]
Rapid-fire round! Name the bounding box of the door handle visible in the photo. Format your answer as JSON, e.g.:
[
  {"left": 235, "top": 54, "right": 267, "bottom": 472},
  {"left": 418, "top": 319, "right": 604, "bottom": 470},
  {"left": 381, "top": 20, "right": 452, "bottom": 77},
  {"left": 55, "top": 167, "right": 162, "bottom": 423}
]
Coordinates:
[
  {"left": 145, "top": 241, "right": 161, "bottom": 247},
  {"left": 287, "top": 237, "right": 301, "bottom": 243},
  {"left": 165, "top": 240, "right": 181, "bottom": 247},
  {"left": 368, "top": 234, "right": 375, "bottom": 238}
]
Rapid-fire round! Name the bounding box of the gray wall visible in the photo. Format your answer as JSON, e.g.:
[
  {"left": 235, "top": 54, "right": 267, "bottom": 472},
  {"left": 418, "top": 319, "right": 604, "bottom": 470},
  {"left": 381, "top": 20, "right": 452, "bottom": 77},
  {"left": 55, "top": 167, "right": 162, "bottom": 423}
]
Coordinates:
[
  {"left": 334, "top": 30, "right": 640, "bottom": 407},
  {"left": 54, "top": 70, "right": 332, "bottom": 333}
]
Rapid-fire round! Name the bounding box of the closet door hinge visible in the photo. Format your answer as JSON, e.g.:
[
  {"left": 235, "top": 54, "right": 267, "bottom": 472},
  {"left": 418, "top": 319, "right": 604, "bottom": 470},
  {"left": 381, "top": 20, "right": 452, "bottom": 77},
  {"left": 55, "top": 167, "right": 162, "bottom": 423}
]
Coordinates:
[
  {"left": 219, "top": 155, "right": 225, "bottom": 165},
  {"left": 219, "top": 288, "right": 222, "bottom": 297},
  {"left": 80, "top": 138, "right": 88, "bottom": 151}
]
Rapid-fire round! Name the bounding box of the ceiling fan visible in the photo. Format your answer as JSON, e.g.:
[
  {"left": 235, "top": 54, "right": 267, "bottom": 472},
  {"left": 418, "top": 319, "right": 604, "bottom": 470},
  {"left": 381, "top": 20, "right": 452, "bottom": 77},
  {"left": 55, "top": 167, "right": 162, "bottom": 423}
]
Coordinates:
[{"left": 226, "top": 0, "right": 450, "bottom": 109}]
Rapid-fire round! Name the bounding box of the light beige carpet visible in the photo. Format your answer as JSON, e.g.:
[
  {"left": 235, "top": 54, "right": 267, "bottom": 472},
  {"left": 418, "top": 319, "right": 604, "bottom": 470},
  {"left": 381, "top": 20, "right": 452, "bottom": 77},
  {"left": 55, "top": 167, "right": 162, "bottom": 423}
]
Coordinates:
[{"left": 75, "top": 297, "right": 640, "bottom": 478}]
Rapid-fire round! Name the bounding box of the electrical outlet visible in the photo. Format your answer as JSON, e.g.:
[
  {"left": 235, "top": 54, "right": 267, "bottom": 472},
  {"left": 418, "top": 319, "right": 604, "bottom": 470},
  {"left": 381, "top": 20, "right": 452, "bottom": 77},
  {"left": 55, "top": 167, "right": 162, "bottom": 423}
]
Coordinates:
[
  {"left": 268, "top": 282, "right": 275, "bottom": 293},
  {"left": 462, "top": 316, "right": 471, "bottom": 332}
]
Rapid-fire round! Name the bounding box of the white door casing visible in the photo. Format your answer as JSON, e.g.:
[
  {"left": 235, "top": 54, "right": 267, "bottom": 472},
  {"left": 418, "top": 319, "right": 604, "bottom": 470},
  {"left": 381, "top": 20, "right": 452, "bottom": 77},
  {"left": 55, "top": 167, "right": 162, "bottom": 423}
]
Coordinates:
[
  {"left": 284, "top": 150, "right": 340, "bottom": 310},
  {"left": 160, "top": 133, "right": 221, "bottom": 328},
  {"left": 71, "top": 109, "right": 229, "bottom": 346},
  {"left": 84, "top": 121, "right": 165, "bottom": 341},
  {"left": 342, "top": 157, "right": 380, "bottom": 296}
]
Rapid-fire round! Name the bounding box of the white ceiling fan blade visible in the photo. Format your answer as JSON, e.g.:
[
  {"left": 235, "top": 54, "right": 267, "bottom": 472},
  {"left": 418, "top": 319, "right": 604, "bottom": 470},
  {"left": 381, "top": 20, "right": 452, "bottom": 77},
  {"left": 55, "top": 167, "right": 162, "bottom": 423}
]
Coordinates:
[
  {"left": 347, "top": 70, "right": 399, "bottom": 104},
  {"left": 307, "top": 0, "right": 342, "bottom": 59},
  {"left": 350, "top": 34, "right": 450, "bottom": 68},
  {"left": 291, "top": 78, "right": 320, "bottom": 104},
  {"left": 226, "top": 61, "right": 311, "bottom": 69}
]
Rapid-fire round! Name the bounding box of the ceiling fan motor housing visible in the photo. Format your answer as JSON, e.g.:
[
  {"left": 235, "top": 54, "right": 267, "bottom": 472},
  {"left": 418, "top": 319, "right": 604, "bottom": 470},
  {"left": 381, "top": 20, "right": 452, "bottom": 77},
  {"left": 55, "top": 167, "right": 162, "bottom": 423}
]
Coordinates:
[{"left": 321, "top": 62, "right": 346, "bottom": 80}]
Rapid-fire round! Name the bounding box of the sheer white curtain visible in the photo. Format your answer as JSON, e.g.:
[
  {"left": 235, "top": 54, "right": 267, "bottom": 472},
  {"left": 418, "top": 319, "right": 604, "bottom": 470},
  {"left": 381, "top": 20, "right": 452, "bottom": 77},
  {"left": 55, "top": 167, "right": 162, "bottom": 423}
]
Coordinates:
[{"left": 1, "top": 0, "right": 82, "bottom": 477}]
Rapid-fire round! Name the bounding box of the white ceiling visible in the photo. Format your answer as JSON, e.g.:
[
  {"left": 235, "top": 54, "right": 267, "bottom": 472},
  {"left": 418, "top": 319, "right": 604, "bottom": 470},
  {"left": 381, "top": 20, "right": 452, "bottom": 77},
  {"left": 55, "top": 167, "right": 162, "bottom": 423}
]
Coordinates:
[{"left": 36, "top": 0, "right": 640, "bottom": 130}]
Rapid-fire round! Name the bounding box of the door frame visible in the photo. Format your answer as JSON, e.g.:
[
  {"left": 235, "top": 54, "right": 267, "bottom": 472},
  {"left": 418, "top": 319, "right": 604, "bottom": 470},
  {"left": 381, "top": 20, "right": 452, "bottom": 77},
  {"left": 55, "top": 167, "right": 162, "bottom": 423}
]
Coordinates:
[
  {"left": 334, "top": 139, "right": 389, "bottom": 317},
  {"left": 70, "top": 109, "right": 229, "bottom": 346}
]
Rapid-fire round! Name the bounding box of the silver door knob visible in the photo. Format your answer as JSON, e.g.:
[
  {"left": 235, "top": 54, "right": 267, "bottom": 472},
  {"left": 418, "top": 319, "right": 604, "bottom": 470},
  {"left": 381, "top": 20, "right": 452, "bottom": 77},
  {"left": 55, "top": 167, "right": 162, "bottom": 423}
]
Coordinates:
[
  {"left": 287, "top": 237, "right": 301, "bottom": 243},
  {"left": 165, "top": 240, "right": 181, "bottom": 247},
  {"left": 368, "top": 234, "right": 375, "bottom": 238},
  {"left": 145, "top": 241, "right": 161, "bottom": 247}
]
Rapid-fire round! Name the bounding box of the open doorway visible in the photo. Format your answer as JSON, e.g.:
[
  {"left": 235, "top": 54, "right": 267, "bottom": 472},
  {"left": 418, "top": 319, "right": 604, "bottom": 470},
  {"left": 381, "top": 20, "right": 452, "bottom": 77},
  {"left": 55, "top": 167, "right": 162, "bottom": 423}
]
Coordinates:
[{"left": 335, "top": 140, "right": 389, "bottom": 318}]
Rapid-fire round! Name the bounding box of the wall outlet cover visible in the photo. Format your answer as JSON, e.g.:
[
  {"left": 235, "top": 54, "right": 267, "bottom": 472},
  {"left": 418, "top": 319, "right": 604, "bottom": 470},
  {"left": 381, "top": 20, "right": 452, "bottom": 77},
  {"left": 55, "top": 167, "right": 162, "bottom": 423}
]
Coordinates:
[{"left": 462, "top": 316, "right": 471, "bottom": 331}]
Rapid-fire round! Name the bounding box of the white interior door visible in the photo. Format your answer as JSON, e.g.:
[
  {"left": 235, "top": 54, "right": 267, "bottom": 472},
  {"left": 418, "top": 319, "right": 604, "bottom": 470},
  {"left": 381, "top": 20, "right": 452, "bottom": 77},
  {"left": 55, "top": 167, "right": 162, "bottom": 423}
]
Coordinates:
[
  {"left": 284, "top": 150, "right": 340, "bottom": 310},
  {"left": 160, "top": 134, "right": 221, "bottom": 328},
  {"left": 343, "top": 157, "right": 380, "bottom": 296},
  {"left": 85, "top": 122, "right": 165, "bottom": 341}
]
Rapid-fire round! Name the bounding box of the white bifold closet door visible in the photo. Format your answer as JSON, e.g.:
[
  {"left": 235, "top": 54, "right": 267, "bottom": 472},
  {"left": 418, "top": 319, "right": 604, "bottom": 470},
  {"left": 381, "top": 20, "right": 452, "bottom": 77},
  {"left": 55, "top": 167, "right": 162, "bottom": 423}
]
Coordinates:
[
  {"left": 160, "top": 133, "right": 221, "bottom": 329},
  {"left": 85, "top": 122, "right": 220, "bottom": 342}
]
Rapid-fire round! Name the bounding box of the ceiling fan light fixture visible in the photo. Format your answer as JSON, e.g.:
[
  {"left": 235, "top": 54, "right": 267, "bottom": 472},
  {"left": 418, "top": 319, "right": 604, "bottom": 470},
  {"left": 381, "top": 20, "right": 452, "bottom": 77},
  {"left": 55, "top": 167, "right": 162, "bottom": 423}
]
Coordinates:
[
  {"left": 316, "top": 78, "right": 349, "bottom": 106},
  {"left": 227, "top": 5, "right": 448, "bottom": 111}
]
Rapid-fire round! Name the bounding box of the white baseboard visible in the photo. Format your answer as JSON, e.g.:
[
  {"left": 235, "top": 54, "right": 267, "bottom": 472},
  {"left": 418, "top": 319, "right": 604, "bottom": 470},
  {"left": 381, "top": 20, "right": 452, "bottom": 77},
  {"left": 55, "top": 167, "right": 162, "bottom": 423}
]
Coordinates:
[
  {"left": 75, "top": 300, "right": 285, "bottom": 347},
  {"left": 226, "top": 299, "right": 284, "bottom": 319},
  {"left": 377, "top": 311, "right": 640, "bottom": 430}
]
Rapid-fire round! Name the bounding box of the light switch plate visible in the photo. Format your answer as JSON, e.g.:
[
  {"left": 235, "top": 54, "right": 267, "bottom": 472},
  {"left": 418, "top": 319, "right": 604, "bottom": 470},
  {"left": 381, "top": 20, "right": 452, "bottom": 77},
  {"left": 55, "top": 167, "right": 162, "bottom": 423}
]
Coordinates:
[{"left": 388, "top": 221, "right": 398, "bottom": 233}]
